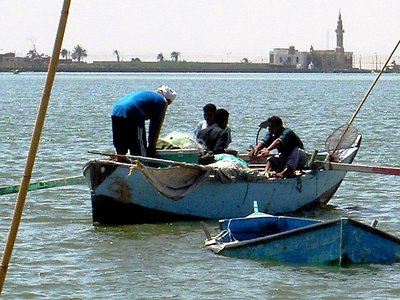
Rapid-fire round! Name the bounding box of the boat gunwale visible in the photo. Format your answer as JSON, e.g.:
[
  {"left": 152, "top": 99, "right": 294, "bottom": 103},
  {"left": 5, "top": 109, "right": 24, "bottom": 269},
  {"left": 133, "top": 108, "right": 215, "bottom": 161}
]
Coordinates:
[
  {"left": 83, "top": 134, "right": 362, "bottom": 176},
  {"left": 215, "top": 217, "right": 400, "bottom": 251},
  {"left": 217, "top": 218, "right": 339, "bottom": 250},
  {"left": 83, "top": 141, "right": 361, "bottom": 185}
]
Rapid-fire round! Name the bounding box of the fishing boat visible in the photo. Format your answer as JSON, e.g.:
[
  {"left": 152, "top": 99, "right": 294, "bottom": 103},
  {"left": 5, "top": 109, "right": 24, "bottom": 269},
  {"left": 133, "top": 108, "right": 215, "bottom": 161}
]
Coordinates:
[
  {"left": 82, "top": 128, "right": 362, "bottom": 224},
  {"left": 203, "top": 212, "right": 400, "bottom": 266}
]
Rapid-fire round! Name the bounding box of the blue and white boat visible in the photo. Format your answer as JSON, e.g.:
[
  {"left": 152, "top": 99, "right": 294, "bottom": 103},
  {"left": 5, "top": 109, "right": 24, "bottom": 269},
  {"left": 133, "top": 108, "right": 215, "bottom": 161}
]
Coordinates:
[
  {"left": 82, "top": 134, "right": 361, "bottom": 224},
  {"left": 203, "top": 213, "right": 400, "bottom": 266}
]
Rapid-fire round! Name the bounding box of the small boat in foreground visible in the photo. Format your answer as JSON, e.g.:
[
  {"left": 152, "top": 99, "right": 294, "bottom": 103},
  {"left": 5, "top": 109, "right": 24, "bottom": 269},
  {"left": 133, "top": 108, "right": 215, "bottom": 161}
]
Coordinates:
[{"left": 203, "top": 213, "right": 400, "bottom": 266}]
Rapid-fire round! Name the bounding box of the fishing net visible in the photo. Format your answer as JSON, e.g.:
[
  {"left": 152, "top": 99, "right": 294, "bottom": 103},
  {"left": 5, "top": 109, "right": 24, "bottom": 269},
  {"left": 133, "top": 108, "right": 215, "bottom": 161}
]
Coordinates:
[
  {"left": 325, "top": 124, "right": 359, "bottom": 155},
  {"left": 159, "top": 131, "right": 203, "bottom": 150}
]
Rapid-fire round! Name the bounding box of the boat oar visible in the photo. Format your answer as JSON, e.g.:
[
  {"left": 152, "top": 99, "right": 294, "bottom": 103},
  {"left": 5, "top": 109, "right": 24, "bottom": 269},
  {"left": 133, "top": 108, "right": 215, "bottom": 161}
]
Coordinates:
[
  {"left": 314, "top": 161, "right": 400, "bottom": 176},
  {"left": 0, "top": 0, "right": 71, "bottom": 293},
  {"left": 0, "top": 176, "right": 85, "bottom": 196}
]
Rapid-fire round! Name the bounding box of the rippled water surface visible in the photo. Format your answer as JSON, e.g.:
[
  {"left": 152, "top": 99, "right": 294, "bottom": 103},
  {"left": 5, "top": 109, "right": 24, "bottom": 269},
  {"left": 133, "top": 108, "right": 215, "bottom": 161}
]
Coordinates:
[{"left": 0, "top": 72, "right": 399, "bottom": 298}]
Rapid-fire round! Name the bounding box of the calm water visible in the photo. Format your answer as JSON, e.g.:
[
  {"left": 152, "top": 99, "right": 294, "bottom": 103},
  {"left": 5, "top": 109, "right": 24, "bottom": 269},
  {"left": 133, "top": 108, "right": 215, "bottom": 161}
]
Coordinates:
[{"left": 0, "top": 72, "right": 399, "bottom": 299}]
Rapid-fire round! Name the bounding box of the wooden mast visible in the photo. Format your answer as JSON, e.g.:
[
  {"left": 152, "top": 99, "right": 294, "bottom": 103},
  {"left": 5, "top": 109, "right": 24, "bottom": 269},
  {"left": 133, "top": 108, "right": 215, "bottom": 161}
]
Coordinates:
[{"left": 0, "top": 0, "right": 72, "bottom": 293}]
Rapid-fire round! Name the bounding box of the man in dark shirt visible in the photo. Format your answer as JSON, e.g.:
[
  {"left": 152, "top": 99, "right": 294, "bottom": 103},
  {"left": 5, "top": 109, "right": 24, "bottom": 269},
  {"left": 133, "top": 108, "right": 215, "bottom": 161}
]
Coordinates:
[
  {"left": 194, "top": 103, "right": 232, "bottom": 148},
  {"left": 197, "top": 108, "right": 235, "bottom": 155},
  {"left": 249, "top": 116, "right": 305, "bottom": 177}
]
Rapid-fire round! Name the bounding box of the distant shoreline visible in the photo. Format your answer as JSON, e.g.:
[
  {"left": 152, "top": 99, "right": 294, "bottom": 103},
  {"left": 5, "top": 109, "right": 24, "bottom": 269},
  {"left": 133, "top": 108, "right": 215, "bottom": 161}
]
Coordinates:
[{"left": 0, "top": 61, "right": 375, "bottom": 73}]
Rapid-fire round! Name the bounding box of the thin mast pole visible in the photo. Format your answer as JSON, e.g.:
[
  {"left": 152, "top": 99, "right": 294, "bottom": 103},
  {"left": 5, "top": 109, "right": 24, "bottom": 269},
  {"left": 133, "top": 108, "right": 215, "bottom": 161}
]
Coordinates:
[
  {"left": 332, "top": 40, "right": 400, "bottom": 155},
  {"left": 348, "top": 41, "right": 399, "bottom": 125},
  {"left": 0, "top": 0, "right": 72, "bottom": 293}
]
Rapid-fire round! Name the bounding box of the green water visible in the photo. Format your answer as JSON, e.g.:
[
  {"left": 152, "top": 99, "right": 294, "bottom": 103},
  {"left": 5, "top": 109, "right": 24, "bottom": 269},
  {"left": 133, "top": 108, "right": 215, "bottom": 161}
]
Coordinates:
[{"left": 0, "top": 72, "right": 399, "bottom": 298}]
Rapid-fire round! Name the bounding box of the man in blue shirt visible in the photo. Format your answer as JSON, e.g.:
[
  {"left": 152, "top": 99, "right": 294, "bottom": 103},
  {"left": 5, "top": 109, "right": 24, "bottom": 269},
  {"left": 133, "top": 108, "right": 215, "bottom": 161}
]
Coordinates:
[
  {"left": 249, "top": 116, "right": 305, "bottom": 178},
  {"left": 111, "top": 85, "right": 176, "bottom": 158}
]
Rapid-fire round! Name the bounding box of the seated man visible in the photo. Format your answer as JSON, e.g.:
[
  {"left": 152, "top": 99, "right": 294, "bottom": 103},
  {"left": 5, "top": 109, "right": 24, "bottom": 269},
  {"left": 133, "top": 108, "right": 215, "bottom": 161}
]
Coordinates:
[
  {"left": 197, "top": 108, "right": 236, "bottom": 156},
  {"left": 194, "top": 103, "right": 232, "bottom": 148},
  {"left": 248, "top": 116, "right": 305, "bottom": 178},
  {"left": 194, "top": 103, "right": 217, "bottom": 138}
]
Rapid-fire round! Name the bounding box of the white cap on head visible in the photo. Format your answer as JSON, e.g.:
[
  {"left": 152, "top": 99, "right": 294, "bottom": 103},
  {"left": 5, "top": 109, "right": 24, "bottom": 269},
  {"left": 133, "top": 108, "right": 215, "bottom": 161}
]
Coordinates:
[{"left": 157, "top": 85, "right": 177, "bottom": 103}]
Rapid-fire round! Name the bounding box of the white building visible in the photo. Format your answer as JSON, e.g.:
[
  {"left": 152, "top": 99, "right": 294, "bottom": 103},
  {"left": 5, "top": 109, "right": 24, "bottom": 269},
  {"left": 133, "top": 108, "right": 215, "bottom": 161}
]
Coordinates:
[
  {"left": 269, "top": 46, "right": 309, "bottom": 69},
  {"left": 268, "top": 13, "right": 353, "bottom": 71}
]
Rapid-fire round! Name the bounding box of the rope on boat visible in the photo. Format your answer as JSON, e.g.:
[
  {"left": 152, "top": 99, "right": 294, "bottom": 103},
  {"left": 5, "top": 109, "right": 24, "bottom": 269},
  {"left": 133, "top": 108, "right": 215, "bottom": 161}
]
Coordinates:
[{"left": 226, "top": 219, "right": 237, "bottom": 242}]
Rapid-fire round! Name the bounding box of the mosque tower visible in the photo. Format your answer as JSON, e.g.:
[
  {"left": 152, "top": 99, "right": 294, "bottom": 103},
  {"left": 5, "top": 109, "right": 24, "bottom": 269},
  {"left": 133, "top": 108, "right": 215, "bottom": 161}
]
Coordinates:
[
  {"left": 335, "top": 11, "right": 344, "bottom": 50},
  {"left": 335, "top": 11, "right": 345, "bottom": 68}
]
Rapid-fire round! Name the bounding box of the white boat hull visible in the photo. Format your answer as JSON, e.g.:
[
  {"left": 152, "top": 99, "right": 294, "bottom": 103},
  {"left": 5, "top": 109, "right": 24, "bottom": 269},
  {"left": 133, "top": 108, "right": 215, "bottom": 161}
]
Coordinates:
[{"left": 83, "top": 137, "right": 361, "bottom": 224}]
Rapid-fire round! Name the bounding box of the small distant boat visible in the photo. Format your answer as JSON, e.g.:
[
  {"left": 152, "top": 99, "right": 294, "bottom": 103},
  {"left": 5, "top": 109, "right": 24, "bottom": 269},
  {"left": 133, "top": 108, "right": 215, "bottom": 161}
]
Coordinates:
[
  {"left": 12, "top": 69, "right": 20, "bottom": 74},
  {"left": 203, "top": 213, "right": 400, "bottom": 266}
]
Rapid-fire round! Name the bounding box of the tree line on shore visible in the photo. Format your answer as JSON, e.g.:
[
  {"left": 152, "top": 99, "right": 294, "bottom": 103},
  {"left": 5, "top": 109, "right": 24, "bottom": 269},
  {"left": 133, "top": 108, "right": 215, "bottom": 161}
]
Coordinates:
[
  {"left": 22, "top": 42, "right": 183, "bottom": 63},
  {"left": 24, "top": 43, "right": 251, "bottom": 64},
  {"left": 59, "top": 45, "right": 182, "bottom": 63}
]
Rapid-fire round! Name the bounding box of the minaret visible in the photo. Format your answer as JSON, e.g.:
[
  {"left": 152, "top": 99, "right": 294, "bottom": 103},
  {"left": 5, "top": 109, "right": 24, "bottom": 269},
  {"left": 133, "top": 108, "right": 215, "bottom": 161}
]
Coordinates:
[
  {"left": 335, "top": 11, "right": 344, "bottom": 50},
  {"left": 335, "top": 11, "right": 345, "bottom": 69}
]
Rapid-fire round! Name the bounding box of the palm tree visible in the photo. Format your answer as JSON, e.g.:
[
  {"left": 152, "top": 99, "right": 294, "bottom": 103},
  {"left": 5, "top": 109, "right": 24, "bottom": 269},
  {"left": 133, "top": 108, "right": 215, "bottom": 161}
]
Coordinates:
[
  {"left": 157, "top": 53, "right": 164, "bottom": 62},
  {"left": 25, "top": 49, "right": 39, "bottom": 61},
  {"left": 170, "top": 51, "right": 180, "bottom": 62},
  {"left": 71, "top": 45, "right": 87, "bottom": 62},
  {"left": 25, "top": 43, "right": 41, "bottom": 61},
  {"left": 113, "top": 50, "right": 120, "bottom": 62},
  {"left": 60, "top": 49, "right": 68, "bottom": 59},
  {"left": 25, "top": 47, "right": 49, "bottom": 61}
]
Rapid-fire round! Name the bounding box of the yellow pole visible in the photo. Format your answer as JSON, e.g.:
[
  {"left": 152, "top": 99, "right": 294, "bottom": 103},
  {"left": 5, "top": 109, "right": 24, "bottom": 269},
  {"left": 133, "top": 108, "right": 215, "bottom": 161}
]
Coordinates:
[{"left": 0, "top": 0, "right": 72, "bottom": 293}]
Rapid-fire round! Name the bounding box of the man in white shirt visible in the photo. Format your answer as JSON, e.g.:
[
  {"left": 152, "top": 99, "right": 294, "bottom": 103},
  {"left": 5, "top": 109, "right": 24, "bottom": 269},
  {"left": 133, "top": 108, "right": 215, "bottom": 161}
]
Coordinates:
[{"left": 194, "top": 103, "right": 216, "bottom": 138}]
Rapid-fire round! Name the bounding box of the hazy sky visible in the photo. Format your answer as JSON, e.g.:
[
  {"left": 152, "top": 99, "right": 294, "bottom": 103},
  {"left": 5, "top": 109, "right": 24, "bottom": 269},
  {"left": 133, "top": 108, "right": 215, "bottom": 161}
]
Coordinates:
[{"left": 1, "top": 0, "right": 399, "bottom": 66}]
